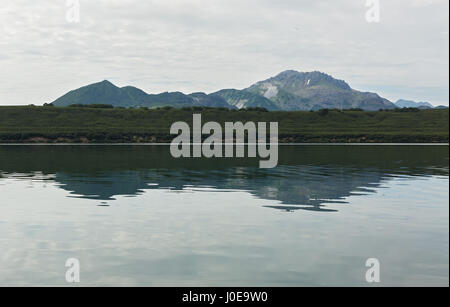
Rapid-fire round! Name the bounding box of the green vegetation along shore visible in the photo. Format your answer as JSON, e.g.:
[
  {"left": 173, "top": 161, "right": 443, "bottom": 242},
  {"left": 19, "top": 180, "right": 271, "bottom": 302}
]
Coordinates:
[{"left": 0, "top": 106, "right": 448, "bottom": 143}]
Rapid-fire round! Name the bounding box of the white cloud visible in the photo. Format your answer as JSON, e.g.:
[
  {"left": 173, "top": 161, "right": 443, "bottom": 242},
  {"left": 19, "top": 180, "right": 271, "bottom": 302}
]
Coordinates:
[
  {"left": 411, "top": 0, "right": 446, "bottom": 7},
  {"left": 0, "top": 0, "right": 448, "bottom": 106}
]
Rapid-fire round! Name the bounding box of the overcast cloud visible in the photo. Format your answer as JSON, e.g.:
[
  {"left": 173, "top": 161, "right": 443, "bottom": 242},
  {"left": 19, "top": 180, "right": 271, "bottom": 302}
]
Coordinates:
[{"left": 0, "top": 0, "right": 448, "bottom": 106}]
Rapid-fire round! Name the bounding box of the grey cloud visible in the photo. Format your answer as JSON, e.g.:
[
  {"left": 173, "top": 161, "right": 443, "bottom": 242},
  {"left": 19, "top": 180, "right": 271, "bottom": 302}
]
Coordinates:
[{"left": 0, "top": 0, "right": 448, "bottom": 106}]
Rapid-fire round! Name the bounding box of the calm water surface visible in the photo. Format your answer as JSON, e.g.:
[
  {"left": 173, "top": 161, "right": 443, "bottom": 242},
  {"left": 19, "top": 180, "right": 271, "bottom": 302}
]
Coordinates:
[{"left": 0, "top": 145, "right": 448, "bottom": 286}]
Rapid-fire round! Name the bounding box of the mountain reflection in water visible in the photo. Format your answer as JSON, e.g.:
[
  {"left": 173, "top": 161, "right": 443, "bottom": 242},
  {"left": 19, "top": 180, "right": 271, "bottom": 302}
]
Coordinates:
[{"left": 0, "top": 145, "right": 448, "bottom": 213}]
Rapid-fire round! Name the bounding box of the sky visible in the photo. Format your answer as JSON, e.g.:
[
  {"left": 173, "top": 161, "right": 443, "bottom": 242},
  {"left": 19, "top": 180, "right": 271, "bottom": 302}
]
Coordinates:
[{"left": 0, "top": 0, "right": 448, "bottom": 106}]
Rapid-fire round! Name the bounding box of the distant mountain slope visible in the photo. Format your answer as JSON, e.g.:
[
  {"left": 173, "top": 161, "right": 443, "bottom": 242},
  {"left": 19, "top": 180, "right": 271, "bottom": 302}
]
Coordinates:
[
  {"left": 210, "top": 89, "right": 280, "bottom": 110},
  {"left": 51, "top": 80, "right": 230, "bottom": 109},
  {"left": 188, "top": 92, "right": 234, "bottom": 109},
  {"left": 51, "top": 71, "right": 403, "bottom": 111},
  {"left": 246, "top": 71, "right": 396, "bottom": 111},
  {"left": 52, "top": 80, "right": 144, "bottom": 107},
  {"left": 395, "top": 99, "right": 434, "bottom": 109}
]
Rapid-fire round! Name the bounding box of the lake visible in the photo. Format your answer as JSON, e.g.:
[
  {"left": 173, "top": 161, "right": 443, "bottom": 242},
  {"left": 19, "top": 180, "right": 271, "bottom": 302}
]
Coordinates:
[{"left": 0, "top": 145, "right": 448, "bottom": 286}]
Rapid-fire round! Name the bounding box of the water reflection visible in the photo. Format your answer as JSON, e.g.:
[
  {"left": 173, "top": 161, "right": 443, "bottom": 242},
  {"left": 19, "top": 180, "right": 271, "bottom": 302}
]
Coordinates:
[{"left": 0, "top": 145, "right": 448, "bottom": 213}]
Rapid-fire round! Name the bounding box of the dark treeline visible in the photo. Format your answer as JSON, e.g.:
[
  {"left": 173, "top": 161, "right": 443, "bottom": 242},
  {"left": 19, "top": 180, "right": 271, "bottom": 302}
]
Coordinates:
[{"left": 0, "top": 106, "right": 448, "bottom": 143}]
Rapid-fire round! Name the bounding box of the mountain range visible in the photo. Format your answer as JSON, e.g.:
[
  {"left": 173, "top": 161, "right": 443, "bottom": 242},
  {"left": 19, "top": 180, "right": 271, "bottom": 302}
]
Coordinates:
[
  {"left": 51, "top": 70, "right": 428, "bottom": 111},
  {"left": 395, "top": 99, "right": 434, "bottom": 109}
]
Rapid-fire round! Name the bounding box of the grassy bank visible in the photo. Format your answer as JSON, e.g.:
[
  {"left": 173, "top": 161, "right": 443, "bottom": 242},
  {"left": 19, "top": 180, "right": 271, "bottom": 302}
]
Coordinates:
[{"left": 0, "top": 106, "right": 448, "bottom": 143}]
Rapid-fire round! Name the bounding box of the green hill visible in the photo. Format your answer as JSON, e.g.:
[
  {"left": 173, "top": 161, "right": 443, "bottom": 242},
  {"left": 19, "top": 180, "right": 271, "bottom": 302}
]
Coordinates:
[
  {"left": 246, "top": 71, "right": 396, "bottom": 111},
  {"left": 50, "top": 70, "right": 401, "bottom": 111},
  {"left": 51, "top": 80, "right": 229, "bottom": 109},
  {"left": 0, "top": 106, "right": 447, "bottom": 143},
  {"left": 210, "top": 89, "right": 280, "bottom": 110}
]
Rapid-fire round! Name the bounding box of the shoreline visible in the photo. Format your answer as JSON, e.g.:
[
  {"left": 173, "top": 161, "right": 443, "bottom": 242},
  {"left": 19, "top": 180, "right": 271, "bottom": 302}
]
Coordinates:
[
  {"left": 1, "top": 143, "right": 448, "bottom": 146},
  {"left": 1, "top": 107, "right": 448, "bottom": 144}
]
